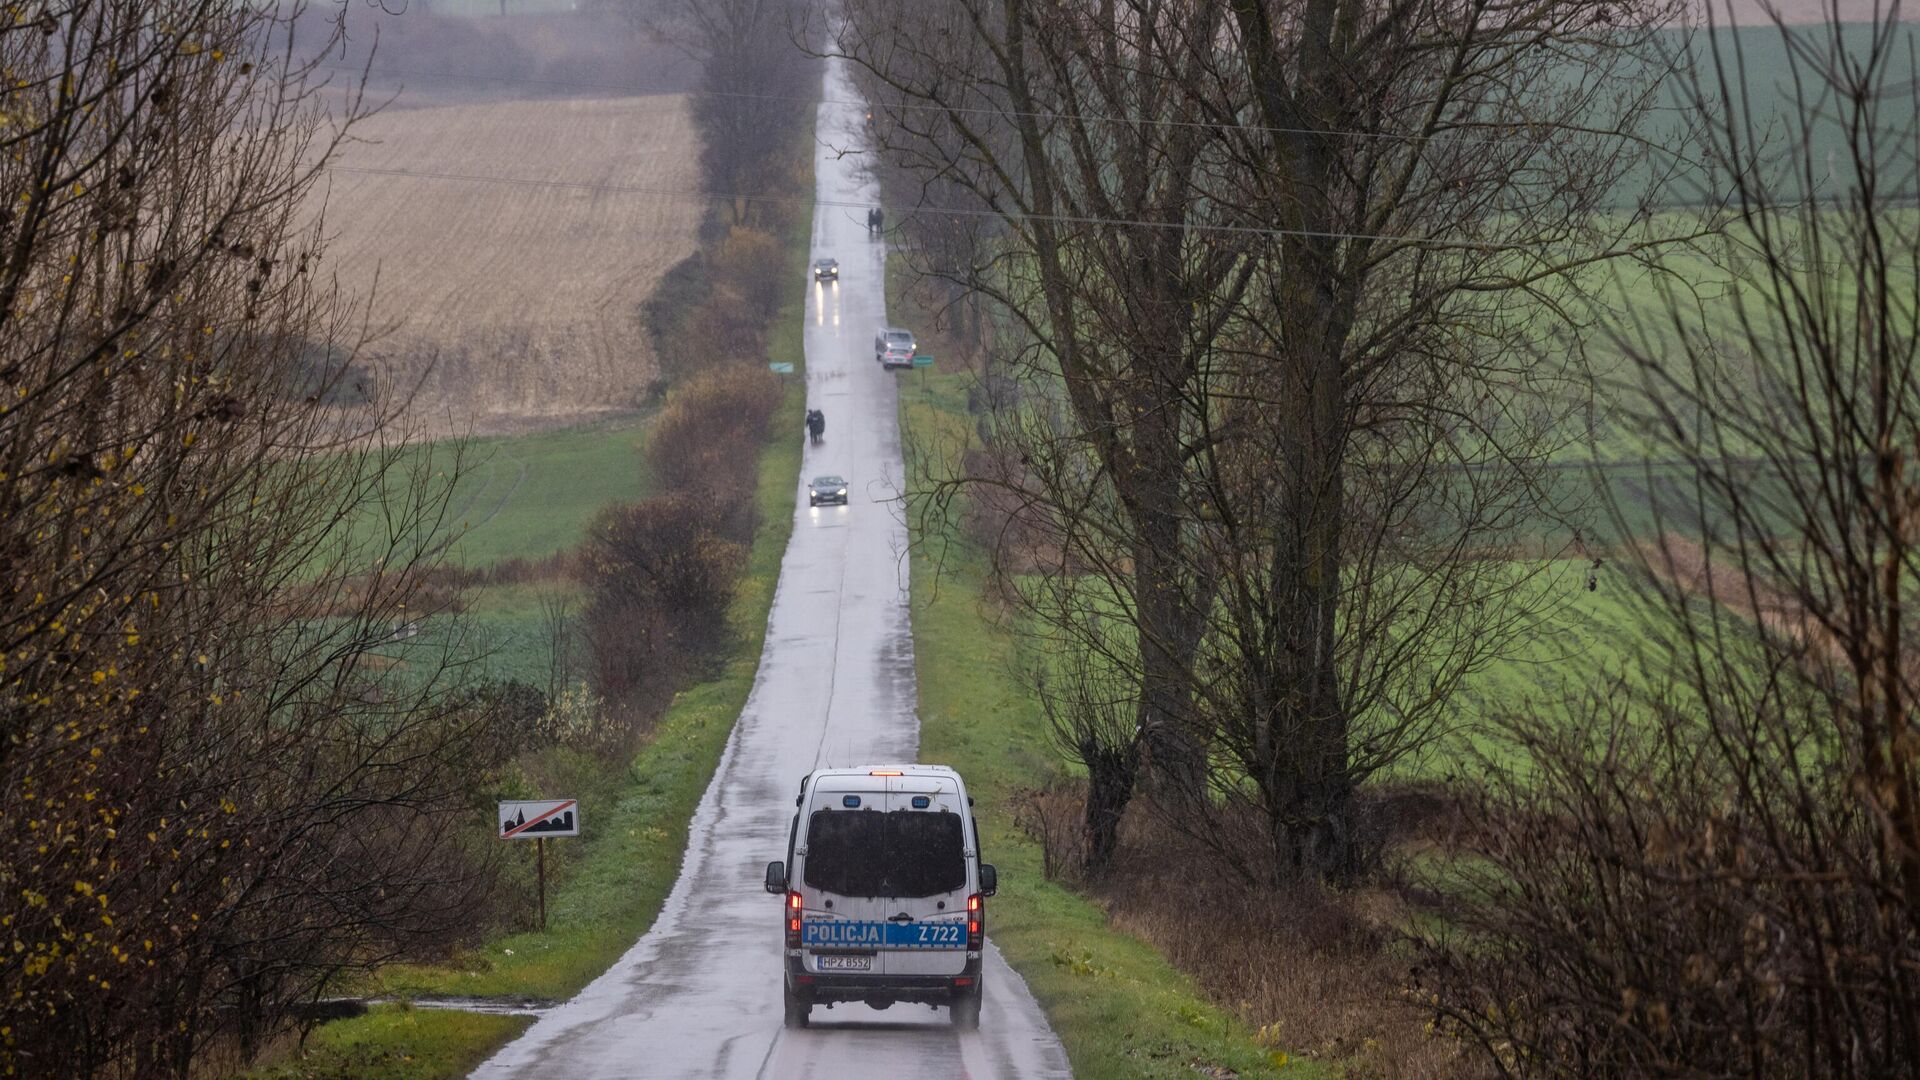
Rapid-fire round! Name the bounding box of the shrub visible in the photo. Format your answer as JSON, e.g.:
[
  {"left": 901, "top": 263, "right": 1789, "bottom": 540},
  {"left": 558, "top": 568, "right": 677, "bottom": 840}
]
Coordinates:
[
  {"left": 653, "top": 293, "right": 766, "bottom": 387},
  {"left": 646, "top": 367, "right": 784, "bottom": 540},
  {"left": 581, "top": 492, "right": 745, "bottom": 707},
  {"left": 711, "top": 227, "right": 787, "bottom": 326}
]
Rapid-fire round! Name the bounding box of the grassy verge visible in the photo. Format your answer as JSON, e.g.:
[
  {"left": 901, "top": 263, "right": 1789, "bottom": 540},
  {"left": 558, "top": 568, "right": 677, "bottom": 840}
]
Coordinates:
[
  {"left": 248, "top": 1008, "right": 534, "bottom": 1080},
  {"left": 242, "top": 198, "right": 813, "bottom": 1079}
]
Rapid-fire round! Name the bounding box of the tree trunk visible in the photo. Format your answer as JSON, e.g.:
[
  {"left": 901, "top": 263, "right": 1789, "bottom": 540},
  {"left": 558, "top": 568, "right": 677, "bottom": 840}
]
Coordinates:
[
  {"left": 1080, "top": 737, "right": 1138, "bottom": 877},
  {"left": 1267, "top": 353, "right": 1355, "bottom": 881},
  {"left": 1131, "top": 383, "right": 1210, "bottom": 807},
  {"left": 1235, "top": 0, "right": 1360, "bottom": 884}
]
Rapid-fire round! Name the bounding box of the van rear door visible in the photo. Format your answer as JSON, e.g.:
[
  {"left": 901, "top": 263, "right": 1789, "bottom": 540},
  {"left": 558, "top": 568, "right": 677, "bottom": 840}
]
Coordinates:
[
  {"left": 879, "top": 784, "right": 970, "bottom": 977},
  {"left": 799, "top": 792, "right": 889, "bottom": 975}
]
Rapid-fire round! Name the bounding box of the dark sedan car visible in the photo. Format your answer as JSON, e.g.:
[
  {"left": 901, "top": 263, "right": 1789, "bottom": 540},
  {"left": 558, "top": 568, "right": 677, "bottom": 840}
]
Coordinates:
[
  {"left": 808, "top": 475, "right": 849, "bottom": 507},
  {"left": 813, "top": 258, "right": 839, "bottom": 282}
]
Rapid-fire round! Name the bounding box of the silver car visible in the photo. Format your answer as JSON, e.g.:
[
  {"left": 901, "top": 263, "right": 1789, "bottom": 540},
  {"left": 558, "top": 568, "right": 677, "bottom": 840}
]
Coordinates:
[{"left": 874, "top": 327, "right": 915, "bottom": 364}]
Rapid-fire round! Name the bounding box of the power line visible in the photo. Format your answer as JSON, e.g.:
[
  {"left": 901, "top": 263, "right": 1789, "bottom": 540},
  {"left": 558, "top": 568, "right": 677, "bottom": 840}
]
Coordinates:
[
  {"left": 324, "top": 162, "right": 1531, "bottom": 246},
  {"left": 323, "top": 61, "right": 1617, "bottom": 149},
  {"left": 325, "top": 162, "right": 1910, "bottom": 272}
]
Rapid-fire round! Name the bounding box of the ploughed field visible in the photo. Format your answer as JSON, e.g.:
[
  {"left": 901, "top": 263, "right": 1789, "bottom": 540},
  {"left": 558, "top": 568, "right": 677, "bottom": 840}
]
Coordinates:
[{"left": 314, "top": 92, "right": 703, "bottom": 435}]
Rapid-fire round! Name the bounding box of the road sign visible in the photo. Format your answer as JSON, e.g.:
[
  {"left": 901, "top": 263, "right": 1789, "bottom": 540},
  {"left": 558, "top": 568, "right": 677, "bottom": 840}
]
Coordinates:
[
  {"left": 768, "top": 361, "right": 795, "bottom": 374},
  {"left": 912, "top": 354, "right": 934, "bottom": 368},
  {"left": 499, "top": 799, "right": 579, "bottom": 839}
]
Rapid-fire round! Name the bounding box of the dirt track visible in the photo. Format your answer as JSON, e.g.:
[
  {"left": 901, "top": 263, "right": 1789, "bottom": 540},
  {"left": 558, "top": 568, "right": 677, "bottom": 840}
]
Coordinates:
[{"left": 316, "top": 91, "right": 703, "bottom": 436}]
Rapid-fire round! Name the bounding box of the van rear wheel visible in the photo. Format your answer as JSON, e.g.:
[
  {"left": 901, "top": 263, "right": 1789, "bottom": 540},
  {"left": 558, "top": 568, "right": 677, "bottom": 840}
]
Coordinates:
[
  {"left": 783, "top": 983, "right": 811, "bottom": 1028},
  {"left": 950, "top": 986, "right": 982, "bottom": 1030}
]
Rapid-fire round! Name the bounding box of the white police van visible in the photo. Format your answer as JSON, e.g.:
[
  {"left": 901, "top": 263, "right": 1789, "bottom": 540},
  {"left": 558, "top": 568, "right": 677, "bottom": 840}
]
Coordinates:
[{"left": 763, "top": 764, "right": 998, "bottom": 1029}]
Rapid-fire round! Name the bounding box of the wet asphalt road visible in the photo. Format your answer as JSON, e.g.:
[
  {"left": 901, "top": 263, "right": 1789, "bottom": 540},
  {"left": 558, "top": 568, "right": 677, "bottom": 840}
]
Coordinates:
[{"left": 466, "top": 61, "right": 1073, "bottom": 1080}]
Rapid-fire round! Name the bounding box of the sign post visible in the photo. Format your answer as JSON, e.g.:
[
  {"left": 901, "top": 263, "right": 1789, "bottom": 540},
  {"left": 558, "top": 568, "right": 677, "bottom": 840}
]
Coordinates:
[
  {"left": 499, "top": 799, "right": 579, "bottom": 932},
  {"left": 913, "top": 354, "right": 934, "bottom": 403}
]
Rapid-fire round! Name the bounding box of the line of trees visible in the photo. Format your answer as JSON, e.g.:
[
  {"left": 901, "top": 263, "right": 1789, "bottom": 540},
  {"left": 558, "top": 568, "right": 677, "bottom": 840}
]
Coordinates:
[
  {"left": 583, "top": 0, "right": 815, "bottom": 716},
  {"left": 0, "top": 3, "right": 511, "bottom": 1074},
  {"left": 829, "top": 0, "right": 1688, "bottom": 884}
]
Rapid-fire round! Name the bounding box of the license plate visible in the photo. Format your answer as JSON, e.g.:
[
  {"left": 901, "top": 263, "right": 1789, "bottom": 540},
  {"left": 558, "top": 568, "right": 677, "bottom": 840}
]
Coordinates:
[{"left": 816, "top": 954, "right": 871, "bottom": 971}]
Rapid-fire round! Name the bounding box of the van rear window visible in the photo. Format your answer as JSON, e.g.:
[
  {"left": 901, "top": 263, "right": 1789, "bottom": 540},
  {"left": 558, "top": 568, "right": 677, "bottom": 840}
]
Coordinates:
[{"left": 804, "top": 809, "right": 966, "bottom": 898}]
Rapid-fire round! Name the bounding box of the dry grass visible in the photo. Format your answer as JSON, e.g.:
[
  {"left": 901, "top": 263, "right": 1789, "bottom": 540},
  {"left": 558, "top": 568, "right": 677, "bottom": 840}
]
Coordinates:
[
  {"left": 315, "top": 92, "right": 704, "bottom": 436},
  {"left": 1018, "top": 784, "right": 1487, "bottom": 1078}
]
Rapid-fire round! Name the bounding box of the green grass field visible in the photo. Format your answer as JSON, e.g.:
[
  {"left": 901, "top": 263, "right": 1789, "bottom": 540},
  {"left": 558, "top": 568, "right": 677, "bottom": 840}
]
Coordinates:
[
  {"left": 435, "top": 419, "right": 653, "bottom": 567},
  {"left": 333, "top": 418, "right": 651, "bottom": 696},
  {"left": 450, "top": 582, "right": 582, "bottom": 689},
  {"left": 321, "top": 418, "right": 650, "bottom": 590}
]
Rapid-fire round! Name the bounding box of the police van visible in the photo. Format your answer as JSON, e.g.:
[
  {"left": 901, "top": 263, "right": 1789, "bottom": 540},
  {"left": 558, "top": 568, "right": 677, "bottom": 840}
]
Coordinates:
[{"left": 763, "top": 764, "right": 998, "bottom": 1029}]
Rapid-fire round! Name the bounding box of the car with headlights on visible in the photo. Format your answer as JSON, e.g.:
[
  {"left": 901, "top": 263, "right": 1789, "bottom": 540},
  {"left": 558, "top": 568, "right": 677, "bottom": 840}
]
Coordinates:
[
  {"left": 874, "top": 327, "right": 916, "bottom": 367},
  {"left": 808, "top": 475, "right": 849, "bottom": 507},
  {"left": 813, "top": 258, "right": 839, "bottom": 282}
]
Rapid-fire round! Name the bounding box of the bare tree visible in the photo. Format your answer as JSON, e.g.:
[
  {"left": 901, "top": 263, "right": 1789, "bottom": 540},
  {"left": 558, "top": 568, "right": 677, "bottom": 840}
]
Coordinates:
[
  {"left": 624, "top": 0, "right": 816, "bottom": 226},
  {"left": 1418, "top": 6, "right": 1920, "bottom": 1074},
  {"left": 0, "top": 4, "right": 505, "bottom": 1074},
  {"left": 831, "top": 0, "right": 1691, "bottom": 881},
  {"left": 543, "top": 589, "right": 580, "bottom": 699}
]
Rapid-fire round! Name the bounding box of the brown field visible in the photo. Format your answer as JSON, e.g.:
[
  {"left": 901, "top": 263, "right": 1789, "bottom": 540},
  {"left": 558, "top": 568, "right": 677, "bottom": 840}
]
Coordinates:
[{"left": 313, "top": 90, "right": 703, "bottom": 435}]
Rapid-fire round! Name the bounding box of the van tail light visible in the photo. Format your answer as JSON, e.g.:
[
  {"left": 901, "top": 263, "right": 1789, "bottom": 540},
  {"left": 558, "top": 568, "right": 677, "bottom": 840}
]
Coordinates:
[
  {"left": 786, "top": 891, "right": 803, "bottom": 948},
  {"left": 967, "top": 893, "right": 983, "bottom": 950}
]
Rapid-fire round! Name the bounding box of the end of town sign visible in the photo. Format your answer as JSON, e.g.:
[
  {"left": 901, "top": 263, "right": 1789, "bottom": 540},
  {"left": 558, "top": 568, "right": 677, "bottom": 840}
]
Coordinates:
[{"left": 499, "top": 799, "right": 580, "bottom": 839}]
